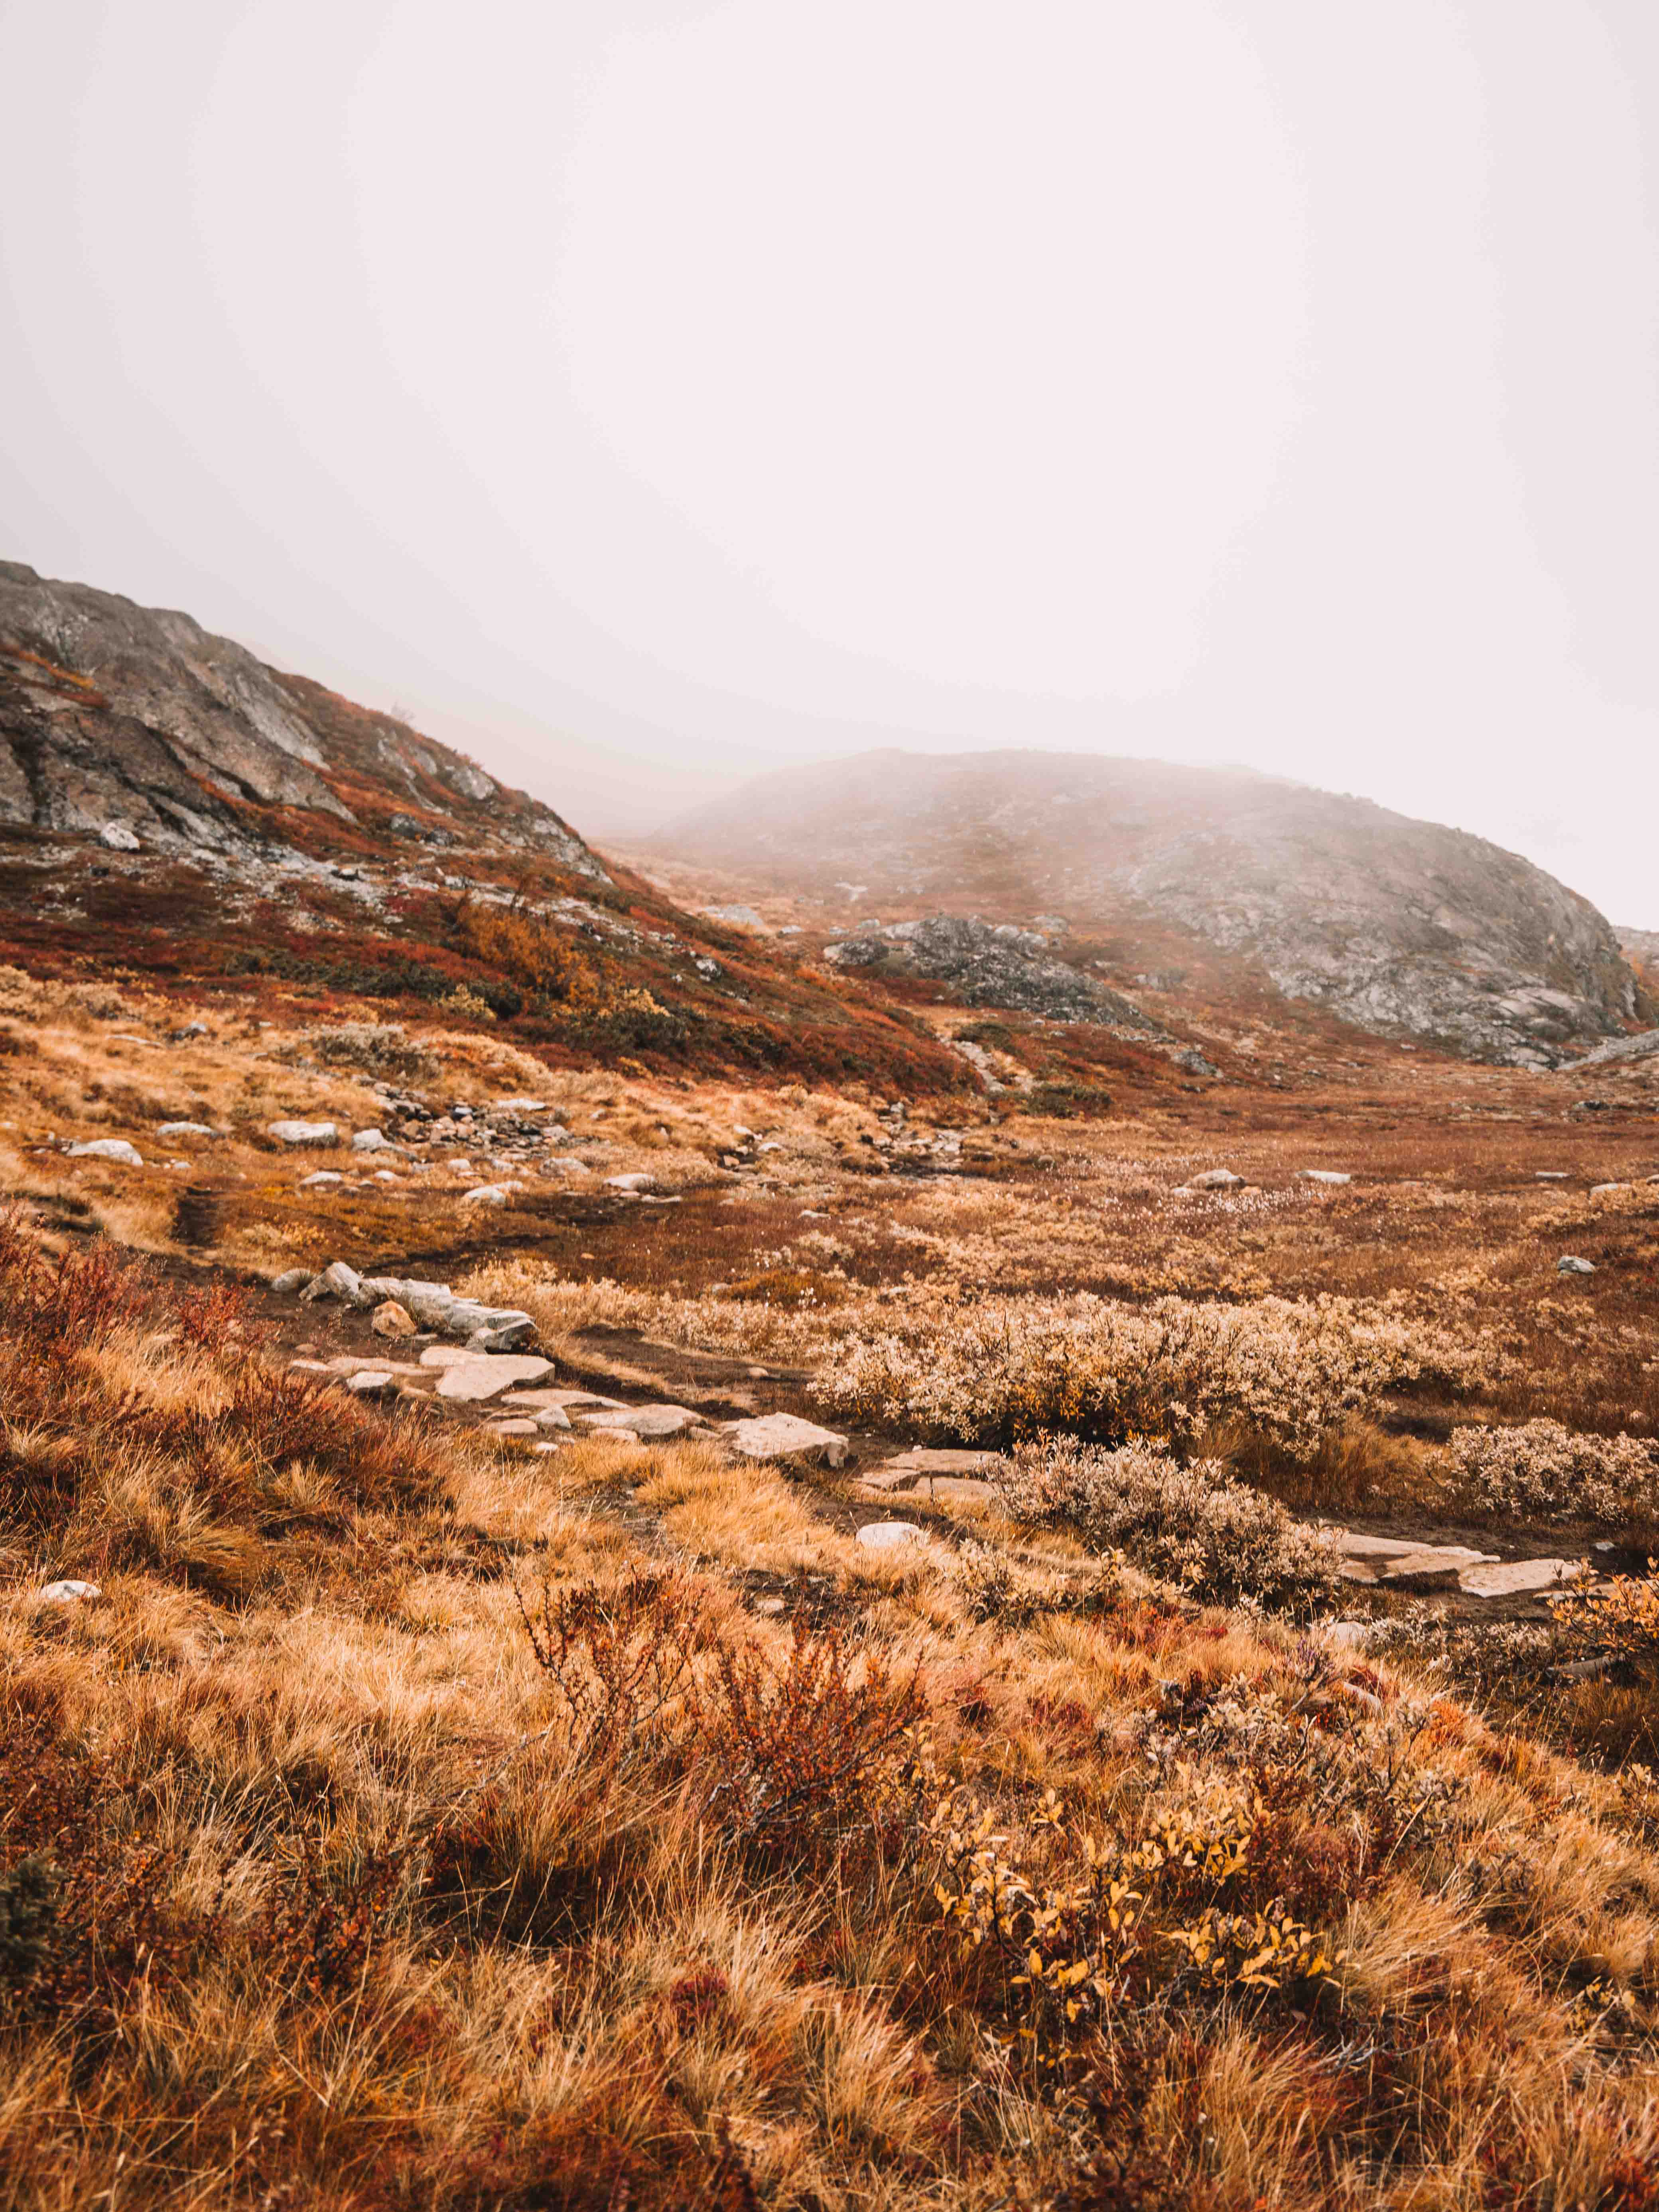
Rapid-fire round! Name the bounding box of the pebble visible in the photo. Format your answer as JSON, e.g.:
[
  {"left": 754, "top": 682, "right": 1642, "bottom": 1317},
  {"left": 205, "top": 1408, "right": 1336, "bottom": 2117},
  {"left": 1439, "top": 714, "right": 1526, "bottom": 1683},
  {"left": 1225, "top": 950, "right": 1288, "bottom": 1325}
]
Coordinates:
[
  {"left": 1296, "top": 1169, "right": 1352, "bottom": 1185},
  {"left": 39, "top": 1580, "right": 101, "bottom": 1603},
  {"left": 1189, "top": 1168, "right": 1245, "bottom": 1190},
  {"left": 300, "top": 1171, "right": 344, "bottom": 1188},
  {"left": 1558, "top": 1255, "right": 1596, "bottom": 1275},
  {"left": 491, "top": 1418, "right": 539, "bottom": 1438},
  {"left": 371, "top": 1300, "right": 417, "bottom": 1337},
  {"left": 352, "top": 1129, "right": 392, "bottom": 1152},
  {"left": 157, "top": 1121, "right": 220, "bottom": 1140}
]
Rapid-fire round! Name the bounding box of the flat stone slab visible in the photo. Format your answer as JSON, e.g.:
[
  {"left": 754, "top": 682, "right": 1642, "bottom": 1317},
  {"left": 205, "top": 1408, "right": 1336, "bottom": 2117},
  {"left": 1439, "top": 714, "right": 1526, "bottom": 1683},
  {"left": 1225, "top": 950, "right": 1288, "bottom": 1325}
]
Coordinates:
[
  {"left": 490, "top": 1418, "right": 539, "bottom": 1438},
  {"left": 1458, "top": 1558, "right": 1587, "bottom": 1598},
  {"left": 867, "top": 1448, "right": 1007, "bottom": 1483},
  {"left": 501, "top": 1388, "right": 626, "bottom": 1412},
  {"left": 726, "top": 1412, "right": 849, "bottom": 1469},
  {"left": 1338, "top": 1532, "right": 1495, "bottom": 1564},
  {"left": 864, "top": 1475, "right": 997, "bottom": 1506},
  {"left": 68, "top": 1139, "right": 143, "bottom": 1165},
  {"left": 576, "top": 1404, "right": 707, "bottom": 1440},
  {"left": 1297, "top": 1169, "right": 1352, "bottom": 1185},
  {"left": 435, "top": 1355, "right": 555, "bottom": 1402}
]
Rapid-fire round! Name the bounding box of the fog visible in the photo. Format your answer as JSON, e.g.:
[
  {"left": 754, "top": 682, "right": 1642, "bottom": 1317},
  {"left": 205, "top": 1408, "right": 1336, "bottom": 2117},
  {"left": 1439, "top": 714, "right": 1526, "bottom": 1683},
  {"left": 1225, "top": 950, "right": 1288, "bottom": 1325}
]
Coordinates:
[{"left": 2, "top": 1, "right": 1656, "bottom": 921}]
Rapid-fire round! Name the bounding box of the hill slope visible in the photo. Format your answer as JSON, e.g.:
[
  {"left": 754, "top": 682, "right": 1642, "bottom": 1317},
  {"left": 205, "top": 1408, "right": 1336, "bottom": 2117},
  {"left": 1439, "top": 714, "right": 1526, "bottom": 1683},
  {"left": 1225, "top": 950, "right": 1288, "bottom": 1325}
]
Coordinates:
[
  {"left": 652, "top": 748, "right": 1648, "bottom": 1066},
  {"left": 0, "top": 565, "right": 962, "bottom": 1092}
]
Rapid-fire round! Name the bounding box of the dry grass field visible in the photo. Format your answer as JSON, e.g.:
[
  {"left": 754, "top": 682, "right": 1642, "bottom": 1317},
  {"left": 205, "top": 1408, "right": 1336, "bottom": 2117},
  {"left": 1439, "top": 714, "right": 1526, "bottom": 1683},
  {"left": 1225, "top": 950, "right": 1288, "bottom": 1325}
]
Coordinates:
[{"left": 4, "top": 962, "right": 1659, "bottom": 2207}]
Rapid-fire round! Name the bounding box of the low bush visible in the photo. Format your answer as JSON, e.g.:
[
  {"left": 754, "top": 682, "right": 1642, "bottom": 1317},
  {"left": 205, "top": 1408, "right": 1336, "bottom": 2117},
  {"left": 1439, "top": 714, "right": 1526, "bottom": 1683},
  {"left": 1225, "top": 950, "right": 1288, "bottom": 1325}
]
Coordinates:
[
  {"left": 303, "top": 1020, "right": 436, "bottom": 1081},
  {"left": 1451, "top": 1418, "right": 1659, "bottom": 1525},
  {"left": 991, "top": 1440, "right": 1343, "bottom": 1614},
  {"left": 820, "top": 1291, "right": 1447, "bottom": 1461}
]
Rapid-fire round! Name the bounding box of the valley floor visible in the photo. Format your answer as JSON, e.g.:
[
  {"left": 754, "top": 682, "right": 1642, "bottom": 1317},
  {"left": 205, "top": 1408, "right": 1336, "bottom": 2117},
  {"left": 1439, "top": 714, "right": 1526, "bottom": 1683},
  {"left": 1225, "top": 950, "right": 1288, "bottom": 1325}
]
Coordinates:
[{"left": 3, "top": 965, "right": 1659, "bottom": 2208}]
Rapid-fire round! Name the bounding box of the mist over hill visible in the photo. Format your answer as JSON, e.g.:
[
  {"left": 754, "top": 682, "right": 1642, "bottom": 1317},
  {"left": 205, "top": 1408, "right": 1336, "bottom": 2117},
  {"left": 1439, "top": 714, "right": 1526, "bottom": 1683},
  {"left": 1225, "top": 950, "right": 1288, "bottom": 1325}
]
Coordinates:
[{"left": 654, "top": 749, "right": 1648, "bottom": 1067}]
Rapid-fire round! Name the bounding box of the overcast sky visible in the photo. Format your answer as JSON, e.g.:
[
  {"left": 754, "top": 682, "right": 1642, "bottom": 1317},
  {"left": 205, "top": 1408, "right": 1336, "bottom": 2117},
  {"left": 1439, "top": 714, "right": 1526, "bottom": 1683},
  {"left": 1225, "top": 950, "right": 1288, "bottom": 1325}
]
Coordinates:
[{"left": 2, "top": 2, "right": 1657, "bottom": 923}]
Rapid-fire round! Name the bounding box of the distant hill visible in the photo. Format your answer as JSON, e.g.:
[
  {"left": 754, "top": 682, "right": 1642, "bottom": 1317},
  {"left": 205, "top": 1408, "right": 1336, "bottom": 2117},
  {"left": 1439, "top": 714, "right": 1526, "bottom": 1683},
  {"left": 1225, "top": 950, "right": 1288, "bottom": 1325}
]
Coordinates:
[{"left": 652, "top": 750, "right": 1649, "bottom": 1067}]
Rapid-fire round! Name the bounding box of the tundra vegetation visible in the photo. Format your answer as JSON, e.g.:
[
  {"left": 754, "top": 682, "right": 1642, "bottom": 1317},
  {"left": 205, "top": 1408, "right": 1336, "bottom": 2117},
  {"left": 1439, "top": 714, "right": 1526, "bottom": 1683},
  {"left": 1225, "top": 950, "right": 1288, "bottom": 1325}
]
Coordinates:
[{"left": 2, "top": 963, "right": 1659, "bottom": 2209}]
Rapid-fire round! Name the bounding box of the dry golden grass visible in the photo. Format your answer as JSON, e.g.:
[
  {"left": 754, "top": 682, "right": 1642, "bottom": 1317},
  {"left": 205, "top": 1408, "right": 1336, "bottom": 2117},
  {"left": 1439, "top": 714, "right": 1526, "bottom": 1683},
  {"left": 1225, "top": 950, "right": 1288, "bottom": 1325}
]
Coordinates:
[
  {"left": 2, "top": 967, "right": 1659, "bottom": 2202},
  {"left": 3, "top": 1201, "right": 1659, "bottom": 2206}
]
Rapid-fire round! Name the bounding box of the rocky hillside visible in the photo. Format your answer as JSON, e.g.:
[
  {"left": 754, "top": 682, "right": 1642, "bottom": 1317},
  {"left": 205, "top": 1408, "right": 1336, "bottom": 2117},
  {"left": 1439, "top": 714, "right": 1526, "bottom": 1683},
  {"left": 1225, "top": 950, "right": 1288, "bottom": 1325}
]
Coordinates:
[
  {"left": 0, "top": 565, "right": 964, "bottom": 1092},
  {"left": 652, "top": 750, "right": 1649, "bottom": 1066},
  {"left": 0, "top": 561, "right": 597, "bottom": 873}
]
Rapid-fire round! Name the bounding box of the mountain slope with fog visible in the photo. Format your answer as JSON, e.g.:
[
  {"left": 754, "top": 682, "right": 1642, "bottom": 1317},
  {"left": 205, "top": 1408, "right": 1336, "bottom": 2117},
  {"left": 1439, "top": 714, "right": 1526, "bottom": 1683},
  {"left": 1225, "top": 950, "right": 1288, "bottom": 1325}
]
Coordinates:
[{"left": 651, "top": 750, "right": 1649, "bottom": 1066}]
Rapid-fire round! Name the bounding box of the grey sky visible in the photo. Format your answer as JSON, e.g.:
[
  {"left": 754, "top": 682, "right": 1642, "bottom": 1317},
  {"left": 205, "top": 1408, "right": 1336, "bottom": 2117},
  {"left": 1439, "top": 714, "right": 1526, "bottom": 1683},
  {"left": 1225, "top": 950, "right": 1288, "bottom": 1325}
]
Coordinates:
[{"left": 2, "top": 2, "right": 1656, "bottom": 922}]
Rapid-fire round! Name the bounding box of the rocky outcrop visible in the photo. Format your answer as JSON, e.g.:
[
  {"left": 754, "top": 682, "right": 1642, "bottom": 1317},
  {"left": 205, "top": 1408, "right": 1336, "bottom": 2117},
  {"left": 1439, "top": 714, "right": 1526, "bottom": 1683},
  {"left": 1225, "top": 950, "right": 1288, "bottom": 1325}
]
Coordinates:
[
  {"left": 825, "top": 914, "right": 1160, "bottom": 1028},
  {"left": 0, "top": 561, "right": 601, "bottom": 875},
  {"left": 655, "top": 751, "right": 1647, "bottom": 1066}
]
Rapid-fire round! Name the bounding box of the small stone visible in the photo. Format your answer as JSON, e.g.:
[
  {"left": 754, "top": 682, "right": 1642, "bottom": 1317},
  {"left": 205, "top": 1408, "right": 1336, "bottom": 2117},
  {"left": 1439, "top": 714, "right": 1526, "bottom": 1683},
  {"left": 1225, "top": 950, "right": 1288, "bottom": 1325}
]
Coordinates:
[
  {"left": 490, "top": 1418, "right": 538, "bottom": 1438},
  {"left": 435, "top": 1354, "right": 554, "bottom": 1402},
  {"left": 726, "top": 1412, "right": 850, "bottom": 1469},
  {"left": 1589, "top": 1183, "right": 1626, "bottom": 1197},
  {"left": 754, "top": 1597, "right": 787, "bottom": 1616},
  {"left": 605, "top": 1172, "right": 657, "bottom": 1194},
  {"left": 856, "top": 1522, "right": 926, "bottom": 1552},
  {"left": 1458, "top": 1558, "right": 1587, "bottom": 1598},
  {"left": 346, "top": 1369, "right": 396, "bottom": 1397},
  {"left": 577, "top": 1404, "right": 706, "bottom": 1440},
  {"left": 268, "top": 1120, "right": 339, "bottom": 1146},
  {"left": 371, "top": 1300, "right": 417, "bottom": 1337},
  {"left": 1297, "top": 1170, "right": 1352, "bottom": 1185},
  {"left": 39, "top": 1579, "right": 101, "bottom": 1602},
  {"left": 1189, "top": 1167, "right": 1245, "bottom": 1190},
  {"left": 352, "top": 1129, "right": 391, "bottom": 1152},
  {"left": 1535, "top": 1171, "right": 1569, "bottom": 1180},
  {"left": 1558, "top": 1255, "right": 1597, "bottom": 1275},
  {"left": 271, "top": 1268, "right": 311, "bottom": 1294},
  {"left": 534, "top": 1406, "right": 572, "bottom": 1431},
  {"left": 300, "top": 1171, "right": 344, "bottom": 1188},
  {"left": 67, "top": 1138, "right": 142, "bottom": 1165},
  {"left": 157, "top": 1121, "right": 220, "bottom": 1140},
  {"left": 100, "top": 821, "right": 140, "bottom": 850},
  {"left": 322, "top": 1260, "right": 367, "bottom": 1304},
  {"left": 465, "top": 1318, "right": 537, "bottom": 1352},
  {"left": 459, "top": 1184, "right": 510, "bottom": 1206}
]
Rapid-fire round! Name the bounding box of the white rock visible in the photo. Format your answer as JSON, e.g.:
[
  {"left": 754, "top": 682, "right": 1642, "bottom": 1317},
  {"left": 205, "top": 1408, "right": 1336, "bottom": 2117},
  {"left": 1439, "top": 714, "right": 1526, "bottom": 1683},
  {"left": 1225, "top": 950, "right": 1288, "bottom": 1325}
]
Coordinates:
[
  {"left": 1590, "top": 1183, "right": 1626, "bottom": 1197},
  {"left": 491, "top": 1418, "right": 539, "bottom": 1438},
  {"left": 435, "top": 1354, "right": 555, "bottom": 1402},
  {"left": 534, "top": 1406, "right": 572, "bottom": 1431},
  {"left": 157, "top": 1121, "right": 220, "bottom": 1140},
  {"left": 352, "top": 1129, "right": 391, "bottom": 1152},
  {"left": 67, "top": 1138, "right": 142, "bottom": 1165},
  {"left": 1189, "top": 1167, "right": 1245, "bottom": 1190},
  {"left": 346, "top": 1369, "right": 396, "bottom": 1397},
  {"left": 726, "top": 1412, "right": 849, "bottom": 1469},
  {"left": 39, "top": 1578, "right": 101, "bottom": 1602},
  {"left": 268, "top": 1120, "right": 338, "bottom": 1146},
  {"left": 495, "top": 1097, "right": 549, "bottom": 1112},
  {"left": 321, "top": 1260, "right": 366, "bottom": 1304},
  {"left": 1297, "top": 1170, "right": 1352, "bottom": 1186},
  {"left": 1535, "top": 1171, "right": 1570, "bottom": 1180},
  {"left": 271, "top": 1268, "right": 311, "bottom": 1294},
  {"left": 459, "top": 1184, "right": 510, "bottom": 1206},
  {"left": 1558, "top": 1255, "right": 1597, "bottom": 1275},
  {"left": 99, "top": 821, "right": 140, "bottom": 851},
  {"left": 1458, "top": 1558, "right": 1587, "bottom": 1598},
  {"left": 855, "top": 1522, "right": 926, "bottom": 1552},
  {"left": 300, "top": 1171, "right": 344, "bottom": 1188},
  {"left": 605, "top": 1172, "right": 658, "bottom": 1194}
]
